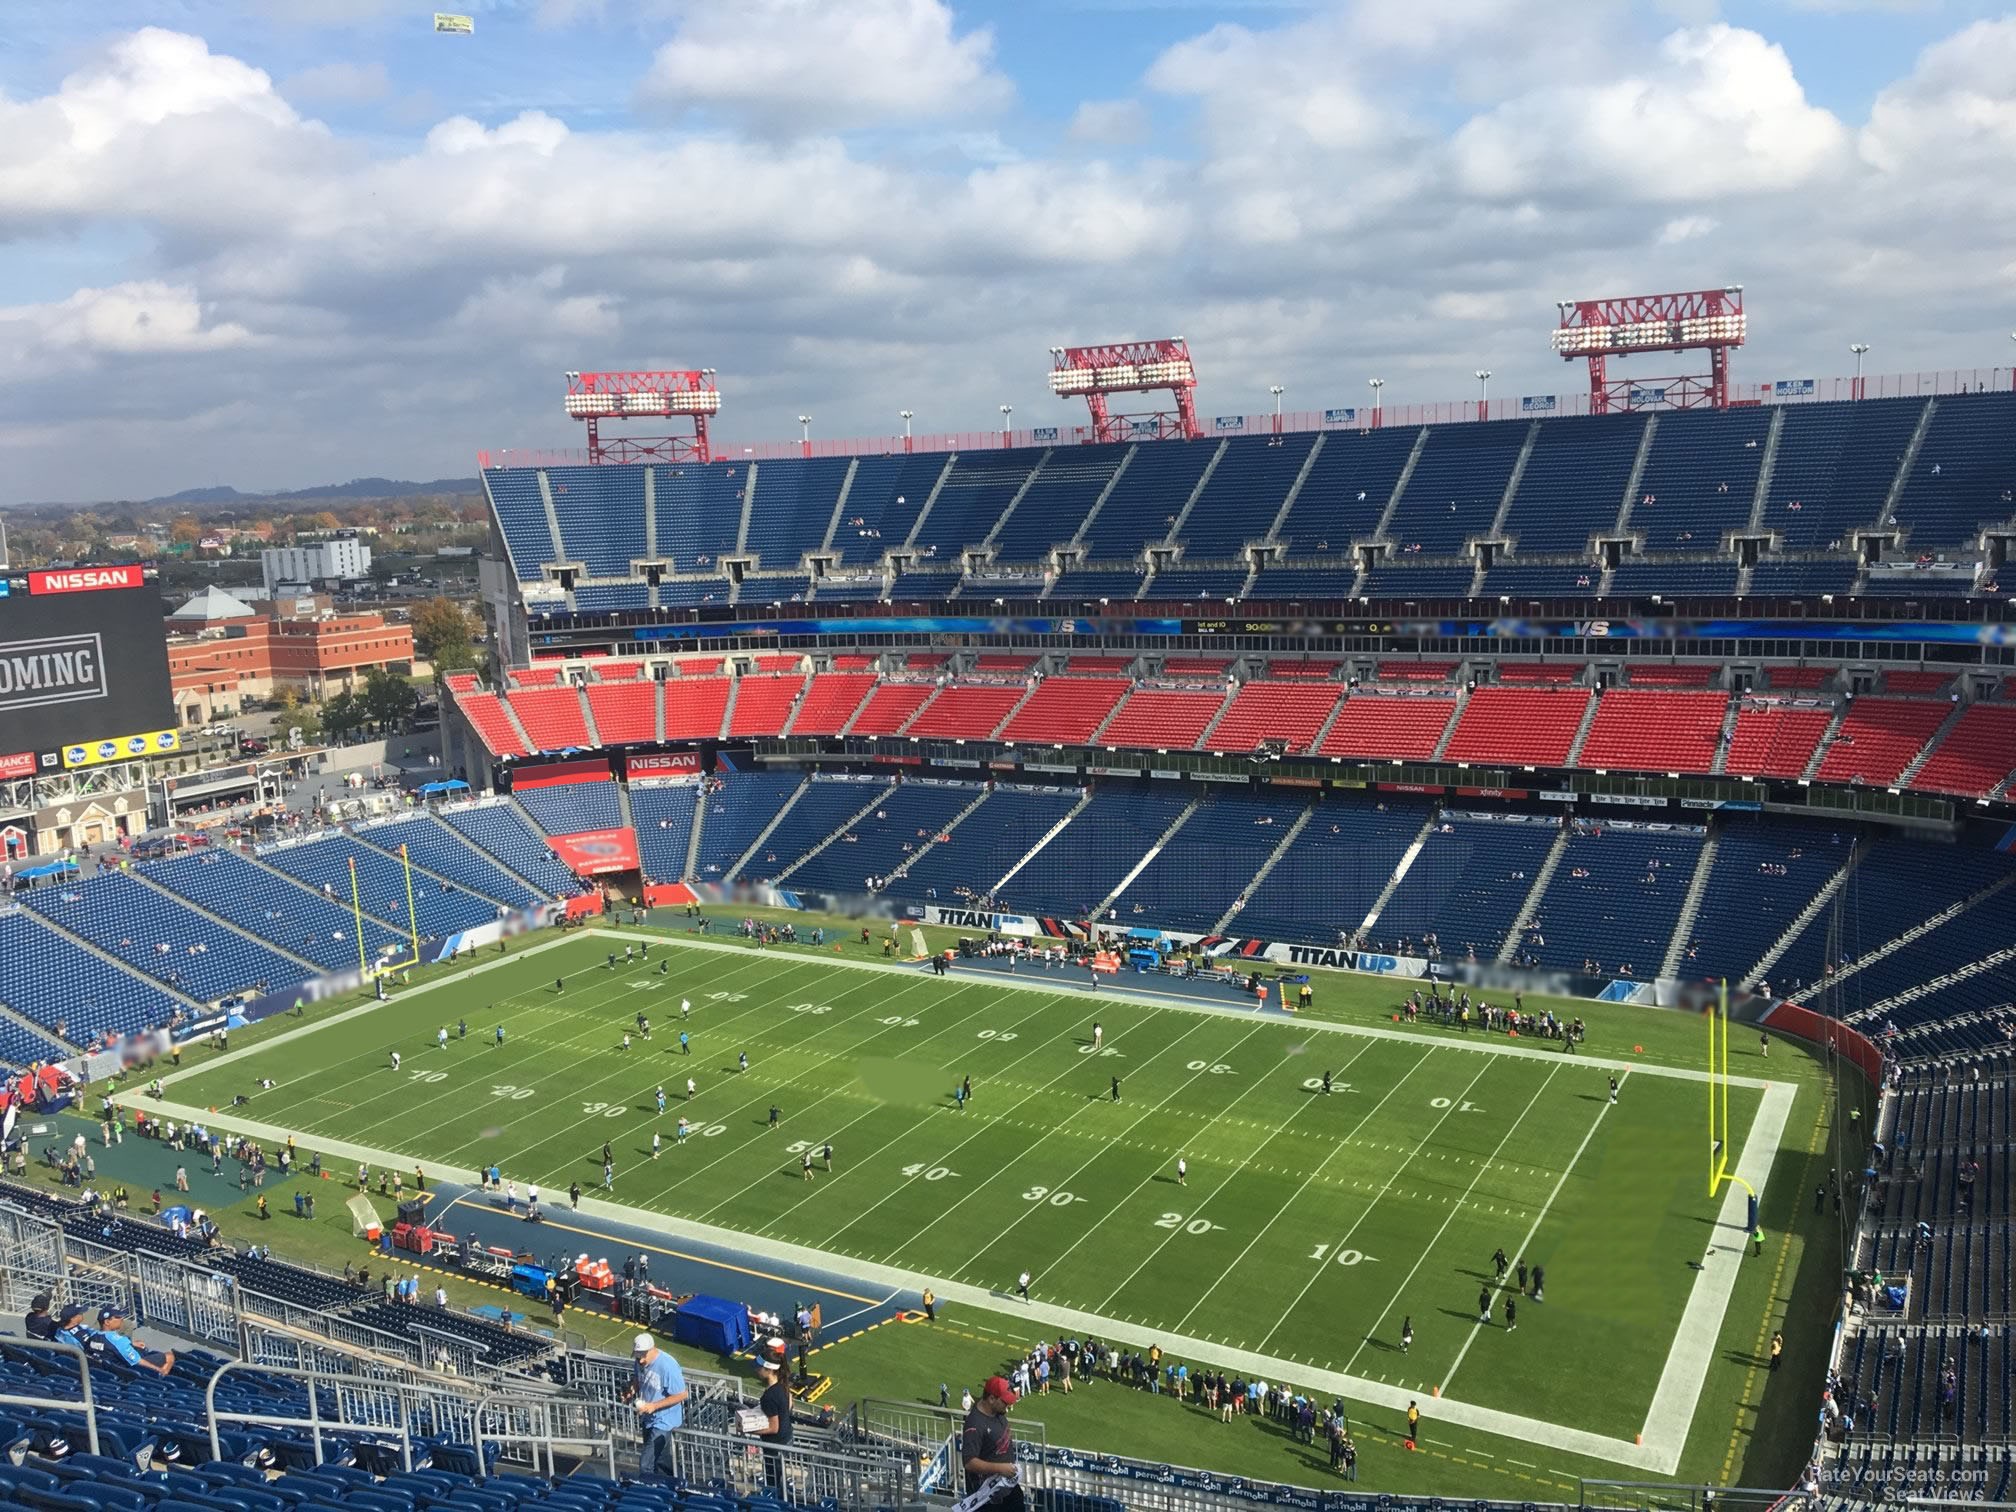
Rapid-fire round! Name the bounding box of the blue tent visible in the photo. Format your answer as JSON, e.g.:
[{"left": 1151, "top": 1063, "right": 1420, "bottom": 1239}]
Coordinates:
[
  {"left": 670, "top": 1294, "right": 751, "bottom": 1355},
  {"left": 418, "top": 780, "right": 470, "bottom": 795},
  {"left": 14, "top": 859, "right": 78, "bottom": 881}
]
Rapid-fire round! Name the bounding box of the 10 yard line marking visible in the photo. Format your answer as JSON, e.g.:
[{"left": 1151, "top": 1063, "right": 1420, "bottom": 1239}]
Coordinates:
[
  {"left": 1341, "top": 1062, "right": 1560, "bottom": 1378},
  {"left": 1254, "top": 1051, "right": 1499, "bottom": 1357},
  {"left": 1436, "top": 1070, "right": 1626, "bottom": 1397}
]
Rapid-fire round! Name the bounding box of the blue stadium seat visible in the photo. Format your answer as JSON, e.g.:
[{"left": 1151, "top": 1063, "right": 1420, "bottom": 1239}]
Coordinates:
[
  {"left": 1374, "top": 815, "right": 1558, "bottom": 961},
  {"left": 787, "top": 783, "right": 981, "bottom": 895},
  {"left": 997, "top": 789, "right": 1192, "bottom": 919},
  {"left": 748, "top": 779, "right": 895, "bottom": 883},
  {"left": 1234, "top": 797, "right": 1432, "bottom": 946},
  {"left": 441, "top": 805, "right": 582, "bottom": 897},
  {"left": 744, "top": 456, "right": 851, "bottom": 569},
  {"left": 1384, "top": 420, "right": 1528, "bottom": 556},
  {"left": 1113, "top": 789, "right": 1310, "bottom": 931},
  {"left": 143, "top": 851, "right": 408, "bottom": 972},
  {"left": 514, "top": 783, "right": 623, "bottom": 837},
  {"left": 0, "top": 910, "right": 184, "bottom": 1042},
  {"left": 258, "top": 836, "right": 507, "bottom": 939},
  {"left": 1274, "top": 427, "right": 1420, "bottom": 554},
  {"left": 353, "top": 817, "right": 544, "bottom": 909},
  {"left": 692, "top": 772, "right": 806, "bottom": 881},
  {"left": 629, "top": 784, "right": 699, "bottom": 883},
  {"left": 1501, "top": 412, "right": 1641, "bottom": 554},
  {"left": 991, "top": 453, "right": 1124, "bottom": 564},
  {"left": 1180, "top": 435, "right": 1318, "bottom": 559},
  {"left": 1520, "top": 824, "right": 1705, "bottom": 976}
]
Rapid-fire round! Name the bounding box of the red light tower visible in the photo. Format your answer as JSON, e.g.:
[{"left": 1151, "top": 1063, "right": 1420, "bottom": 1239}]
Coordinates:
[
  {"left": 1551, "top": 287, "right": 1745, "bottom": 413},
  {"left": 563, "top": 370, "right": 720, "bottom": 463},
  {"left": 1048, "top": 339, "right": 1201, "bottom": 443}
]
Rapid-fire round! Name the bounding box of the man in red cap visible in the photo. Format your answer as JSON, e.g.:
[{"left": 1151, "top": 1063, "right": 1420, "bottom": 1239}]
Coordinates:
[{"left": 958, "top": 1375, "right": 1025, "bottom": 1512}]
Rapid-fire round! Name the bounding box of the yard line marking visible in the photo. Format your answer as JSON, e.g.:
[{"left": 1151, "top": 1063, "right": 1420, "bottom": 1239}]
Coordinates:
[
  {"left": 813, "top": 1007, "right": 1195, "bottom": 1252},
  {"left": 1435, "top": 1070, "right": 1624, "bottom": 1398},
  {"left": 1170, "top": 1042, "right": 1444, "bottom": 1335},
  {"left": 1091, "top": 1035, "right": 1384, "bottom": 1315},
  {"left": 937, "top": 1020, "right": 1274, "bottom": 1276},
  {"left": 1255, "top": 1052, "right": 1499, "bottom": 1356},
  {"left": 1342, "top": 1063, "right": 1560, "bottom": 1377}
]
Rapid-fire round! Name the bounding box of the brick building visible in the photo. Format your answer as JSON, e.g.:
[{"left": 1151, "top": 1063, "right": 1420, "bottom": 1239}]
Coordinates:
[{"left": 166, "top": 589, "right": 417, "bottom": 724}]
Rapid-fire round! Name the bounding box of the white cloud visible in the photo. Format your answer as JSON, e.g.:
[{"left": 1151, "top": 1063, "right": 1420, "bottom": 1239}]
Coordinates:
[
  {"left": 1861, "top": 17, "right": 2016, "bottom": 178},
  {"left": 1450, "top": 24, "right": 1850, "bottom": 201},
  {"left": 1658, "top": 215, "right": 1718, "bottom": 244},
  {"left": 281, "top": 60, "right": 390, "bottom": 105},
  {"left": 1068, "top": 99, "right": 1150, "bottom": 145},
  {"left": 638, "top": 0, "right": 1012, "bottom": 130},
  {"left": 0, "top": 282, "right": 254, "bottom": 362}
]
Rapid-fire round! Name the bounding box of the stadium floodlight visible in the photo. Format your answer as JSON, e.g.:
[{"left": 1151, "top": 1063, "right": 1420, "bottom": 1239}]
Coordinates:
[
  {"left": 1552, "top": 287, "right": 1746, "bottom": 413},
  {"left": 563, "top": 370, "right": 719, "bottom": 463},
  {"left": 1850, "top": 343, "right": 1871, "bottom": 399},
  {"left": 1000, "top": 404, "right": 1014, "bottom": 445},
  {"left": 1049, "top": 338, "right": 1201, "bottom": 443},
  {"left": 900, "top": 409, "right": 914, "bottom": 453}
]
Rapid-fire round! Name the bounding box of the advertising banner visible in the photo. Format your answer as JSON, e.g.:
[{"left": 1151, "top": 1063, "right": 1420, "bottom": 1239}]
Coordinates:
[
  {"left": 1213, "top": 416, "right": 1246, "bottom": 432},
  {"left": 547, "top": 827, "right": 641, "bottom": 876},
  {"left": 626, "top": 752, "right": 702, "bottom": 778}
]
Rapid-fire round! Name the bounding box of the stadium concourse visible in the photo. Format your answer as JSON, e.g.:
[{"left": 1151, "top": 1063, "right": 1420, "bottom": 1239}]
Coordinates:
[{"left": 1, "top": 380, "right": 2014, "bottom": 1510}]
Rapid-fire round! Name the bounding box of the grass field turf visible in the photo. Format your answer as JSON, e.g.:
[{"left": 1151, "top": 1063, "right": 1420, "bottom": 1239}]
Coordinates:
[{"left": 144, "top": 919, "right": 1827, "bottom": 1475}]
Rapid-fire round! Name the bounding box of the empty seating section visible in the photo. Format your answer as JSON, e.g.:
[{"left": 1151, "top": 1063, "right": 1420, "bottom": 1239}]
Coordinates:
[
  {"left": 1163, "top": 656, "right": 1234, "bottom": 676},
  {"left": 1443, "top": 688, "right": 1590, "bottom": 766},
  {"left": 1361, "top": 563, "right": 1475, "bottom": 596},
  {"left": 655, "top": 575, "right": 729, "bottom": 608},
  {"left": 1317, "top": 695, "right": 1456, "bottom": 759},
  {"left": 1068, "top": 655, "right": 1135, "bottom": 672},
  {"left": 1892, "top": 392, "right": 2016, "bottom": 545},
  {"left": 588, "top": 657, "right": 643, "bottom": 679},
  {"left": 514, "top": 781, "right": 623, "bottom": 836},
  {"left": 1686, "top": 821, "right": 1853, "bottom": 985},
  {"left": 745, "top": 571, "right": 811, "bottom": 603},
  {"left": 1203, "top": 682, "right": 1341, "bottom": 753},
  {"left": 1578, "top": 690, "right": 1729, "bottom": 774},
  {"left": 260, "top": 835, "right": 505, "bottom": 937},
  {"left": 510, "top": 665, "right": 565, "bottom": 688},
  {"left": 644, "top": 461, "right": 743, "bottom": 569},
  {"left": 22, "top": 874, "right": 309, "bottom": 1002},
  {"left": 483, "top": 467, "right": 558, "bottom": 578},
  {"left": 356, "top": 817, "right": 540, "bottom": 909},
  {"left": 1630, "top": 405, "right": 1769, "bottom": 546},
  {"left": 1050, "top": 568, "right": 1149, "bottom": 600},
  {"left": 629, "top": 782, "right": 698, "bottom": 882},
  {"left": 906, "top": 683, "right": 1025, "bottom": 739},
  {"left": 999, "top": 678, "right": 1130, "bottom": 744},
  {"left": 1523, "top": 826, "right": 1705, "bottom": 975},
  {"left": 1385, "top": 421, "right": 1527, "bottom": 555},
  {"left": 974, "top": 654, "right": 1037, "bottom": 672},
  {"left": 1376, "top": 817, "right": 1559, "bottom": 959},
  {"left": 1499, "top": 662, "right": 1582, "bottom": 684},
  {"left": 889, "top": 787, "right": 1082, "bottom": 902},
  {"left": 1816, "top": 700, "right": 1948, "bottom": 784},
  {"left": 0, "top": 908, "right": 182, "bottom": 1040},
  {"left": 787, "top": 673, "right": 876, "bottom": 734},
  {"left": 1117, "top": 791, "right": 1309, "bottom": 930},
  {"left": 443, "top": 804, "right": 581, "bottom": 896},
  {"left": 692, "top": 771, "right": 803, "bottom": 879},
  {"left": 442, "top": 671, "right": 478, "bottom": 692},
  {"left": 1771, "top": 839, "right": 2014, "bottom": 991},
  {"left": 1725, "top": 705, "right": 1832, "bottom": 777},
  {"left": 1234, "top": 798, "right": 1430, "bottom": 944},
  {"left": 1180, "top": 434, "right": 1316, "bottom": 557},
  {"left": 728, "top": 674, "right": 804, "bottom": 737},
  {"left": 1248, "top": 565, "right": 1359, "bottom": 597},
  {"left": 0, "top": 1019, "right": 70, "bottom": 1067},
  {"left": 999, "top": 789, "right": 1192, "bottom": 917},
  {"left": 662, "top": 676, "right": 730, "bottom": 740},
  {"left": 745, "top": 455, "right": 849, "bottom": 567},
  {"left": 1628, "top": 665, "right": 1717, "bottom": 687},
  {"left": 508, "top": 687, "right": 590, "bottom": 751},
  {"left": 584, "top": 681, "right": 656, "bottom": 745},
  {"left": 1267, "top": 659, "right": 1338, "bottom": 678},
  {"left": 1483, "top": 562, "right": 1601, "bottom": 596},
  {"left": 913, "top": 448, "right": 1050, "bottom": 555},
  {"left": 1377, "top": 660, "right": 1457, "bottom": 682},
  {"left": 850, "top": 681, "right": 936, "bottom": 735},
  {"left": 1146, "top": 567, "right": 1248, "bottom": 598},
  {"left": 831, "top": 453, "right": 947, "bottom": 563},
  {"left": 458, "top": 692, "right": 530, "bottom": 756},
  {"left": 1885, "top": 670, "right": 1953, "bottom": 694},
  {"left": 1079, "top": 441, "right": 1218, "bottom": 559},
  {"left": 144, "top": 850, "right": 408, "bottom": 970},
  {"left": 1750, "top": 558, "right": 1859, "bottom": 594},
  {"left": 572, "top": 582, "right": 647, "bottom": 611},
  {"left": 790, "top": 783, "right": 979, "bottom": 893},
  {"left": 992, "top": 454, "right": 1121, "bottom": 561},
  {"left": 1099, "top": 688, "right": 1227, "bottom": 750},
  {"left": 1764, "top": 400, "right": 1921, "bottom": 550},
  {"left": 548, "top": 468, "right": 645, "bottom": 575},
  {"left": 832, "top": 653, "right": 877, "bottom": 670},
  {"left": 1277, "top": 427, "right": 1419, "bottom": 552},
  {"left": 750, "top": 778, "right": 891, "bottom": 881},
  {"left": 1912, "top": 705, "right": 2016, "bottom": 797},
  {"left": 1611, "top": 560, "right": 1738, "bottom": 594},
  {"left": 1768, "top": 666, "right": 1832, "bottom": 689},
  {"left": 1502, "top": 412, "right": 1639, "bottom": 552}
]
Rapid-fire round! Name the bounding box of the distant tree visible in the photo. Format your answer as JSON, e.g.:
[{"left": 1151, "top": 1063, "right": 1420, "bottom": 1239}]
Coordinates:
[
  {"left": 411, "top": 596, "right": 477, "bottom": 672},
  {"left": 362, "top": 668, "right": 419, "bottom": 732},
  {"left": 322, "top": 691, "right": 367, "bottom": 740},
  {"left": 168, "top": 518, "right": 202, "bottom": 546}
]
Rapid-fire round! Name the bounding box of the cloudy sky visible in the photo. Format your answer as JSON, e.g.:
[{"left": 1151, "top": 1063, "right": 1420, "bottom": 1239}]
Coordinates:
[{"left": 2, "top": 0, "right": 2012, "bottom": 503}]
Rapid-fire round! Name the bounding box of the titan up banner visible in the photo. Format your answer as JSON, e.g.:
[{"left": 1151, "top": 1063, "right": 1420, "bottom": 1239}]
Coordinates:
[{"left": 547, "top": 827, "right": 641, "bottom": 876}]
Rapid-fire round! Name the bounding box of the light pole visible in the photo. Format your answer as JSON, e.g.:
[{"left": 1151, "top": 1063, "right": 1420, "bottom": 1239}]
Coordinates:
[
  {"left": 900, "top": 409, "right": 914, "bottom": 453},
  {"left": 797, "top": 415, "right": 811, "bottom": 458},
  {"left": 1850, "top": 343, "right": 1870, "bottom": 400},
  {"left": 1269, "top": 384, "right": 1284, "bottom": 437},
  {"left": 1474, "top": 369, "right": 1491, "bottom": 421},
  {"left": 1000, "top": 404, "right": 1013, "bottom": 446},
  {"left": 1368, "top": 377, "right": 1385, "bottom": 429}
]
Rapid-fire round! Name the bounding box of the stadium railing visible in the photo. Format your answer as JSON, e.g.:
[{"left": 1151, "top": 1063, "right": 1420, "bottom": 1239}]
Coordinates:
[{"left": 0, "top": 1337, "right": 102, "bottom": 1459}]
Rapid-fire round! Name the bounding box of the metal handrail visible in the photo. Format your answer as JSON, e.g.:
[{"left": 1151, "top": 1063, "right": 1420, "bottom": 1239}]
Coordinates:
[{"left": 0, "top": 1337, "right": 100, "bottom": 1458}]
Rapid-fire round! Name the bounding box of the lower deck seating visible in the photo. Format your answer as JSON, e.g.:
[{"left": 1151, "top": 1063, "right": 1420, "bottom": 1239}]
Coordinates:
[
  {"left": 1521, "top": 825, "right": 1705, "bottom": 976},
  {"left": 1371, "top": 815, "right": 1559, "bottom": 960},
  {"left": 629, "top": 783, "right": 699, "bottom": 882},
  {"left": 997, "top": 789, "right": 1191, "bottom": 919}
]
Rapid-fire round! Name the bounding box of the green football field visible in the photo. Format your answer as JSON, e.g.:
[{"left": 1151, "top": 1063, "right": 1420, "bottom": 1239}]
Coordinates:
[{"left": 151, "top": 923, "right": 1818, "bottom": 1479}]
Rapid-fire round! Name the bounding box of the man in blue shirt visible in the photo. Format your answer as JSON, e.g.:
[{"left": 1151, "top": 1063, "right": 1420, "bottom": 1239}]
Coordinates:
[
  {"left": 627, "top": 1332, "right": 688, "bottom": 1480},
  {"left": 96, "top": 1306, "right": 175, "bottom": 1376}
]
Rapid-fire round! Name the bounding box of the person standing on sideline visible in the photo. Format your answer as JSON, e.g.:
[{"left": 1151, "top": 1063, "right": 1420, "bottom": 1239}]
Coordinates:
[
  {"left": 1770, "top": 1331, "right": 1784, "bottom": 1370},
  {"left": 1016, "top": 1270, "right": 1031, "bottom": 1304},
  {"left": 1176, "top": 1157, "right": 1187, "bottom": 1187},
  {"left": 1405, "top": 1400, "right": 1421, "bottom": 1449},
  {"left": 768, "top": 1104, "right": 781, "bottom": 1130},
  {"left": 686, "top": 1077, "right": 697, "bottom": 1100},
  {"left": 1760, "top": 1030, "right": 1769, "bottom": 1057},
  {"left": 801, "top": 1150, "right": 814, "bottom": 1181},
  {"left": 1609, "top": 1075, "right": 1618, "bottom": 1104},
  {"left": 680, "top": 1031, "right": 689, "bottom": 1055},
  {"left": 1492, "top": 1246, "right": 1508, "bottom": 1280},
  {"left": 627, "top": 1333, "right": 688, "bottom": 1482},
  {"left": 1504, "top": 1296, "right": 1517, "bottom": 1332},
  {"left": 960, "top": 1377, "right": 1024, "bottom": 1512},
  {"left": 652, "top": 1131, "right": 662, "bottom": 1161},
  {"left": 1111, "top": 1076, "right": 1121, "bottom": 1102},
  {"left": 681, "top": 997, "right": 691, "bottom": 1020},
  {"left": 1400, "top": 1317, "right": 1413, "bottom": 1353},
  {"left": 1477, "top": 1284, "right": 1492, "bottom": 1324},
  {"left": 922, "top": 1288, "right": 936, "bottom": 1322},
  {"left": 1517, "top": 1259, "right": 1529, "bottom": 1295},
  {"left": 1092, "top": 1022, "right": 1102, "bottom": 1052}
]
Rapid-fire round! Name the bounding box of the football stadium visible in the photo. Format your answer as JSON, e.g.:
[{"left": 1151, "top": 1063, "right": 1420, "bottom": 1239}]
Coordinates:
[{"left": 3, "top": 12, "right": 2016, "bottom": 1502}]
